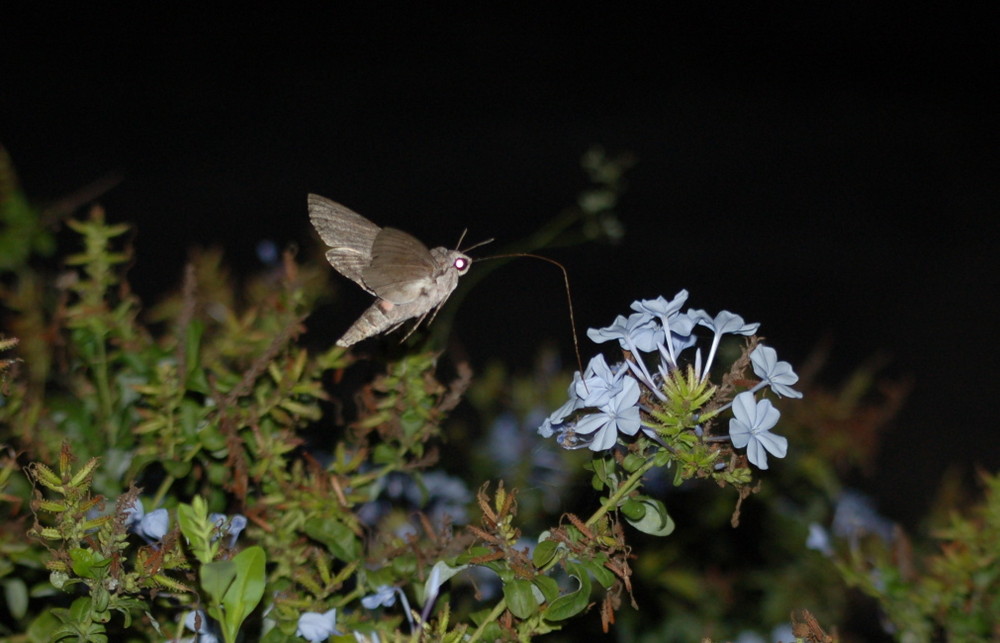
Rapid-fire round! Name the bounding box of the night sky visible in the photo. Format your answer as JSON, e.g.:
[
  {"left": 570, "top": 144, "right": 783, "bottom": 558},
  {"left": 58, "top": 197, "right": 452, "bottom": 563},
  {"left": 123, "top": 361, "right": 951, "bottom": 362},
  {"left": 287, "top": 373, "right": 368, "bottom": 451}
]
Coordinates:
[{"left": 3, "top": 6, "right": 997, "bottom": 524}]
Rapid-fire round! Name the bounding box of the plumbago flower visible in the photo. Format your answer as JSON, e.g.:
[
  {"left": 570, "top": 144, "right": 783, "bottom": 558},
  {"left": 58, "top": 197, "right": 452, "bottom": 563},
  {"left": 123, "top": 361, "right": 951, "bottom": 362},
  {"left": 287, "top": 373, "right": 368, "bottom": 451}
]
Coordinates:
[{"left": 539, "top": 290, "right": 802, "bottom": 474}]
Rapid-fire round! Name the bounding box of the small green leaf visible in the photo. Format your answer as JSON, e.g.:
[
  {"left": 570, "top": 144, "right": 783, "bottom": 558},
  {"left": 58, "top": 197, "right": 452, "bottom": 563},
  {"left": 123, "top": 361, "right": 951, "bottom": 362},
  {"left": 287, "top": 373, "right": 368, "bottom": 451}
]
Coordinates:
[
  {"left": 622, "top": 453, "right": 645, "bottom": 473},
  {"left": 624, "top": 498, "right": 675, "bottom": 536},
  {"left": 304, "top": 516, "right": 360, "bottom": 562},
  {"left": 503, "top": 578, "right": 539, "bottom": 619},
  {"left": 69, "top": 548, "right": 110, "bottom": 579},
  {"left": 2, "top": 578, "right": 28, "bottom": 619},
  {"left": 532, "top": 539, "right": 559, "bottom": 568},
  {"left": 582, "top": 558, "right": 615, "bottom": 589},
  {"left": 620, "top": 498, "right": 646, "bottom": 521},
  {"left": 544, "top": 563, "right": 591, "bottom": 621}
]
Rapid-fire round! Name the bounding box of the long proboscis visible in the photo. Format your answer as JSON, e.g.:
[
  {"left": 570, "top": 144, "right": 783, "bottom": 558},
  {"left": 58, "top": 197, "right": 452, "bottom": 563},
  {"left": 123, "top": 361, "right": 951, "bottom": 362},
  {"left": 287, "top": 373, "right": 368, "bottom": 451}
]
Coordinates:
[{"left": 476, "top": 252, "right": 583, "bottom": 377}]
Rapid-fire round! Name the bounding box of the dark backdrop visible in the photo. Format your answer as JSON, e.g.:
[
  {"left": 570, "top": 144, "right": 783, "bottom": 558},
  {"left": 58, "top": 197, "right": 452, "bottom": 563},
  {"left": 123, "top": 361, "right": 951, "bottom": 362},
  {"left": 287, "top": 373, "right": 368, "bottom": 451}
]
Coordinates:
[{"left": 2, "top": 5, "right": 997, "bottom": 525}]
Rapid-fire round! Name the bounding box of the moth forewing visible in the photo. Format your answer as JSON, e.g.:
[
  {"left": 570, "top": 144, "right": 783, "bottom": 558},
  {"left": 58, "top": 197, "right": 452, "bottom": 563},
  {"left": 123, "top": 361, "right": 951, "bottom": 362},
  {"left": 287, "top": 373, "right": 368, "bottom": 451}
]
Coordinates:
[
  {"left": 307, "top": 194, "right": 382, "bottom": 293},
  {"left": 308, "top": 192, "right": 476, "bottom": 347}
]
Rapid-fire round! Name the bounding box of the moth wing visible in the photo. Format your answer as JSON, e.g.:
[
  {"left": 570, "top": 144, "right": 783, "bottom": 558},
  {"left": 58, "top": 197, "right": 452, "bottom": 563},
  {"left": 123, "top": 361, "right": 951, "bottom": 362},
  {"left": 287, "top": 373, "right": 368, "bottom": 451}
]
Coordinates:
[
  {"left": 307, "top": 194, "right": 381, "bottom": 291},
  {"left": 362, "top": 227, "right": 439, "bottom": 304}
]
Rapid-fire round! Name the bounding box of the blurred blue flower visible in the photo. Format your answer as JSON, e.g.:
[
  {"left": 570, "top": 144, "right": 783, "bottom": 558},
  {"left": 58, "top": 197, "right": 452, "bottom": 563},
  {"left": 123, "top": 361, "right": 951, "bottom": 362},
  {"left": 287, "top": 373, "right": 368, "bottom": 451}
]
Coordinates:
[
  {"left": 574, "top": 376, "right": 642, "bottom": 451},
  {"left": 121, "top": 497, "right": 144, "bottom": 528},
  {"left": 832, "top": 490, "right": 894, "bottom": 547},
  {"left": 361, "top": 585, "right": 399, "bottom": 609},
  {"left": 296, "top": 608, "right": 340, "bottom": 642},
  {"left": 255, "top": 239, "right": 280, "bottom": 266},
  {"left": 362, "top": 584, "right": 413, "bottom": 632},
  {"left": 208, "top": 513, "right": 248, "bottom": 548},
  {"left": 806, "top": 522, "right": 833, "bottom": 556},
  {"left": 133, "top": 508, "right": 169, "bottom": 543},
  {"left": 728, "top": 391, "right": 787, "bottom": 469},
  {"left": 184, "top": 610, "right": 221, "bottom": 643},
  {"left": 750, "top": 345, "right": 803, "bottom": 399}
]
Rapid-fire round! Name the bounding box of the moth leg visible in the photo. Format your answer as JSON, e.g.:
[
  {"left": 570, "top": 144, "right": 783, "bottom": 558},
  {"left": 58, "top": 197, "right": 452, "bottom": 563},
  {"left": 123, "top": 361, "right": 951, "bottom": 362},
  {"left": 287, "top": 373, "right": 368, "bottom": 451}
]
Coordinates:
[
  {"left": 398, "top": 310, "right": 433, "bottom": 344},
  {"left": 396, "top": 300, "right": 449, "bottom": 344},
  {"left": 424, "top": 301, "right": 446, "bottom": 328},
  {"left": 378, "top": 300, "right": 395, "bottom": 313}
]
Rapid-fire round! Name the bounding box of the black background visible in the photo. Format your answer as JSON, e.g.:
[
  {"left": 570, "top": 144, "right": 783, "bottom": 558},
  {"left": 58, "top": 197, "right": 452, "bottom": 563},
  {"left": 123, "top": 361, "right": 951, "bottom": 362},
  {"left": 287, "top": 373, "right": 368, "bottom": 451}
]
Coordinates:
[{"left": 2, "top": 5, "right": 997, "bottom": 526}]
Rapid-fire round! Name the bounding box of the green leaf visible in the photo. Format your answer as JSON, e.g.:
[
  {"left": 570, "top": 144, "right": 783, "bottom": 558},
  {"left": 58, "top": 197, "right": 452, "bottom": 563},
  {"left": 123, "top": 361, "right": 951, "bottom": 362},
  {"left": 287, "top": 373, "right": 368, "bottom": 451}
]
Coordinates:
[
  {"left": 221, "top": 546, "right": 267, "bottom": 641},
  {"left": 69, "top": 548, "right": 110, "bottom": 579},
  {"left": 2, "top": 577, "right": 28, "bottom": 619},
  {"left": 304, "top": 516, "right": 360, "bottom": 562},
  {"left": 532, "top": 575, "right": 560, "bottom": 603},
  {"left": 624, "top": 498, "right": 675, "bottom": 536},
  {"left": 544, "top": 562, "right": 591, "bottom": 621},
  {"left": 532, "top": 539, "right": 559, "bottom": 568},
  {"left": 422, "top": 560, "right": 469, "bottom": 606},
  {"left": 178, "top": 498, "right": 218, "bottom": 564},
  {"left": 620, "top": 498, "right": 647, "bottom": 521},
  {"left": 582, "top": 558, "right": 615, "bottom": 589},
  {"left": 503, "top": 578, "right": 539, "bottom": 619},
  {"left": 201, "top": 560, "right": 237, "bottom": 606}
]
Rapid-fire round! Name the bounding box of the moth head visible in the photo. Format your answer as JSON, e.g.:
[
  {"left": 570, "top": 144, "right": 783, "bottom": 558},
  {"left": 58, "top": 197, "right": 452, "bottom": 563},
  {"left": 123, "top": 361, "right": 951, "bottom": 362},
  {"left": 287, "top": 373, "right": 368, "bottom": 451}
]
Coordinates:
[
  {"left": 452, "top": 253, "right": 472, "bottom": 275},
  {"left": 451, "top": 230, "right": 494, "bottom": 276}
]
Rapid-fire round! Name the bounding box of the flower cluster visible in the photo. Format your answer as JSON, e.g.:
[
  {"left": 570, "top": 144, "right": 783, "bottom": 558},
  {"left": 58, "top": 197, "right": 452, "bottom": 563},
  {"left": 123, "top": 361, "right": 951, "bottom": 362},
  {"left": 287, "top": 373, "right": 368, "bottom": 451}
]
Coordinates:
[{"left": 539, "top": 290, "right": 802, "bottom": 469}]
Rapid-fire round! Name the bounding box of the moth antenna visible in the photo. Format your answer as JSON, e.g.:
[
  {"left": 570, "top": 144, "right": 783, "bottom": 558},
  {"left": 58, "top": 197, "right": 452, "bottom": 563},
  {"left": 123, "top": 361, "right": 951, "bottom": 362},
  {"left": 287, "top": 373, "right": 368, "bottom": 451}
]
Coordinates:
[
  {"left": 462, "top": 237, "right": 495, "bottom": 254},
  {"left": 454, "top": 228, "right": 469, "bottom": 249},
  {"left": 477, "top": 253, "right": 584, "bottom": 377}
]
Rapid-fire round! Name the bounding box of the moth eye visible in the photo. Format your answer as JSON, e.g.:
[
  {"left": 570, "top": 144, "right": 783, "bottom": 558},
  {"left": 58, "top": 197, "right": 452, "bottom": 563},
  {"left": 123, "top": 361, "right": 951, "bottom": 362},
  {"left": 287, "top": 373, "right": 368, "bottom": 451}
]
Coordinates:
[{"left": 453, "top": 257, "right": 470, "bottom": 272}]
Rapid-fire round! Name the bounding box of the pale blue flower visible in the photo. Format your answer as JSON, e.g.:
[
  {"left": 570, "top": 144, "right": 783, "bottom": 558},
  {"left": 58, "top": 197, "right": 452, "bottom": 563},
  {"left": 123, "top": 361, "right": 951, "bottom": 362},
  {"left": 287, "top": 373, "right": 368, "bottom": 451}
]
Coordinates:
[
  {"left": 688, "top": 309, "right": 760, "bottom": 337},
  {"left": 750, "top": 345, "right": 803, "bottom": 398},
  {"left": 208, "top": 513, "right": 248, "bottom": 548},
  {"left": 361, "top": 585, "right": 398, "bottom": 609},
  {"left": 770, "top": 624, "right": 795, "bottom": 642},
  {"left": 538, "top": 371, "right": 584, "bottom": 437},
  {"left": 133, "top": 508, "right": 169, "bottom": 543},
  {"left": 630, "top": 290, "right": 689, "bottom": 322},
  {"left": 688, "top": 309, "right": 760, "bottom": 381},
  {"left": 225, "top": 514, "right": 247, "bottom": 548},
  {"left": 574, "top": 376, "right": 642, "bottom": 451},
  {"left": 362, "top": 584, "right": 413, "bottom": 632},
  {"left": 806, "top": 522, "right": 833, "bottom": 556},
  {"left": 728, "top": 391, "right": 787, "bottom": 469},
  {"left": 575, "top": 353, "right": 626, "bottom": 407},
  {"left": 122, "top": 497, "right": 144, "bottom": 528},
  {"left": 587, "top": 313, "right": 664, "bottom": 353},
  {"left": 296, "top": 608, "right": 340, "bottom": 642}
]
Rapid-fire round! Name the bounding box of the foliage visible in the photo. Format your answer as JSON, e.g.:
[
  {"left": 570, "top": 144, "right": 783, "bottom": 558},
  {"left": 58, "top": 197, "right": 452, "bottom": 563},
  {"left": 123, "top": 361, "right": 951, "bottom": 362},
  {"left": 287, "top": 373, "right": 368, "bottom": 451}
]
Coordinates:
[{"left": 0, "top": 146, "right": 995, "bottom": 642}]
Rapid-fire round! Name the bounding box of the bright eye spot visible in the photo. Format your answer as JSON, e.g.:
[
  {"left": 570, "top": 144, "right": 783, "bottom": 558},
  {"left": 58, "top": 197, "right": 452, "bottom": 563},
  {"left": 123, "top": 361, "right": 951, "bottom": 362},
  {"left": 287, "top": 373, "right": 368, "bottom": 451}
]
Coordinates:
[{"left": 454, "top": 257, "right": 470, "bottom": 272}]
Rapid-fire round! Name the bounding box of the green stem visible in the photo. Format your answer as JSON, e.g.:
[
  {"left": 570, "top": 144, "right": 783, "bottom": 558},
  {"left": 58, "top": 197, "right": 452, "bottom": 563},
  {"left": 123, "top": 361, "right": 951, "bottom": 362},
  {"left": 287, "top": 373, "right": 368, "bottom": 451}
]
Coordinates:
[
  {"left": 467, "top": 456, "right": 657, "bottom": 640},
  {"left": 150, "top": 474, "right": 175, "bottom": 509},
  {"left": 92, "top": 326, "right": 115, "bottom": 446},
  {"left": 585, "top": 457, "right": 657, "bottom": 528},
  {"left": 466, "top": 598, "right": 508, "bottom": 643}
]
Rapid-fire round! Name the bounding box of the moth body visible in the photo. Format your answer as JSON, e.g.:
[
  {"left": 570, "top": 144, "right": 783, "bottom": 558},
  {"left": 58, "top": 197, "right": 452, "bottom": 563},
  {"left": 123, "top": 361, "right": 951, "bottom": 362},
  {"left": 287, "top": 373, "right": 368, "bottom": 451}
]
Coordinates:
[{"left": 308, "top": 193, "right": 472, "bottom": 346}]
